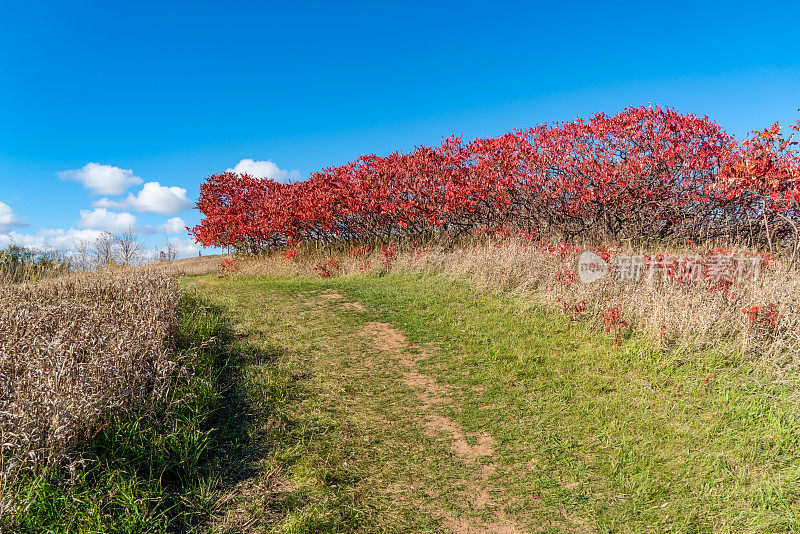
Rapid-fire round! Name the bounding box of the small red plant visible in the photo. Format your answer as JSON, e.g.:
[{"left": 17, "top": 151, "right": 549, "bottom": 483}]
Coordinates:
[
  {"left": 592, "top": 243, "right": 620, "bottom": 262},
  {"left": 601, "top": 305, "right": 629, "bottom": 345},
  {"left": 742, "top": 303, "right": 780, "bottom": 329},
  {"left": 219, "top": 257, "right": 239, "bottom": 276},
  {"left": 358, "top": 260, "right": 372, "bottom": 273},
  {"left": 380, "top": 244, "right": 397, "bottom": 269},
  {"left": 541, "top": 242, "right": 582, "bottom": 259},
  {"left": 314, "top": 258, "right": 341, "bottom": 279},
  {"left": 555, "top": 269, "right": 577, "bottom": 287},
  {"left": 556, "top": 298, "right": 587, "bottom": 321}
]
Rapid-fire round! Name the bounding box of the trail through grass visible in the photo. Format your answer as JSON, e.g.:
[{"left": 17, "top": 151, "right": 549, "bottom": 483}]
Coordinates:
[{"left": 188, "top": 273, "right": 800, "bottom": 533}]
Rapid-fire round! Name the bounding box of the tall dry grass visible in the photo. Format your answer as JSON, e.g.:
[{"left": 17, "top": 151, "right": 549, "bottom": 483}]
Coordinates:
[
  {"left": 0, "top": 246, "right": 70, "bottom": 284},
  {"left": 420, "top": 242, "right": 800, "bottom": 369},
  {"left": 230, "top": 239, "right": 800, "bottom": 374},
  {"left": 158, "top": 253, "right": 230, "bottom": 276},
  {"left": 0, "top": 269, "right": 180, "bottom": 483}
]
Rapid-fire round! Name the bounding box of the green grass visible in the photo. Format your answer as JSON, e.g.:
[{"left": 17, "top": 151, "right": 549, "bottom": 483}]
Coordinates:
[
  {"left": 186, "top": 277, "right": 447, "bottom": 532},
  {"left": 340, "top": 274, "right": 800, "bottom": 532},
  {"left": 7, "top": 271, "right": 800, "bottom": 532},
  {"left": 188, "top": 272, "right": 800, "bottom": 533},
  {"left": 2, "top": 295, "right": 232, "bottom": 533}
]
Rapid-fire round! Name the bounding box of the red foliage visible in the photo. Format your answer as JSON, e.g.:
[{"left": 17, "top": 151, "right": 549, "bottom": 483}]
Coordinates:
[
  {"left": 219, "top": 257, "right": 239, "bottom": 276},
  {"left": 716, "top": 119, "right": 800, "bottom": 263},
  {"left": 190, "top": 107, "right": 799, "bottom": 258},
  {"left": 314, "top": 258, "right": 341, "bottom": 279},
  {"left": 555, "top": 269, "right": 577, "bottom": 287},
  {"left": 602, "top": 305, "right": 629, "bottom": 345},
  {"left": 558, "top": 298, "right": 587, "bottom": 320},
  {"left": 380, "top": 244, "right": 397, "bottom": 269},
  {"left": 742, "top": 304, "right": 780, "bottom": 328}
]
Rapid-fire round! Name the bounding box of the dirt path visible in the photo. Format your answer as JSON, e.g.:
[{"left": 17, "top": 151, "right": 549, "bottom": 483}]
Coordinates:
[
  {"left": 359, "top": 319, "right": 523, "bottom": 533},
  {"left": 191, "top": 281, "right": 577, "bottom": 532},
  {"left": 304, "top": 289, "right": 525, "bottom": 530},
  {"left": 187, "top": 273, "right": 800, "bottom": 533}
]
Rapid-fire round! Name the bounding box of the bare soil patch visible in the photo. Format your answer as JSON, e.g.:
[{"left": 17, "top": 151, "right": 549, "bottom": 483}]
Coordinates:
[
  {"left": 359, "top": 321, "right": 522, "bottom": 533},
  {"left": 318, "top": 290, "right": 344, "bottom": 301},
  {"left": 339, "top": 301, "right": 367, "bottom": 312}
]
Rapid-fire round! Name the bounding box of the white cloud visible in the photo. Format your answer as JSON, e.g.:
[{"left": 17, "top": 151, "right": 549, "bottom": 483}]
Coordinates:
[
  {"left": 1, "top": 228, "right": 216, "bottom": 261},
  {"left": 76, "top": 208, "right": 137, "bottom": 233},
  {"left": 0, "top": 228, "right": 105, "bottom": 252},
  {"left": 226, "top": 159, "right": 300, "bottom": 182},
  {"left": 58, "top": 162, "right": 143, "bottom": 196},
  {"left": 160, "top": 217, "right": 187, "bottom": 234},
  {"left": 127, "top": 182, "right": 192, "bottom": 215},
  {"left": 0, "top": 201, "right": 27, "bottom": 232},
  {"left": 167, "top": 237, "right": 203, "bottom": 258},
  {"left": 93, "top": 182, "right": 192, "bottom": 215},
  {"left": 91, "top": 197, "right": 127, "bottom": 210}
]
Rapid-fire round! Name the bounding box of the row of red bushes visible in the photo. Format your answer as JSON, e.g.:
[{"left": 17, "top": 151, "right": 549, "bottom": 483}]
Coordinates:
[{"left": 191, "top": 106, "right": 800, "bottom": 259}]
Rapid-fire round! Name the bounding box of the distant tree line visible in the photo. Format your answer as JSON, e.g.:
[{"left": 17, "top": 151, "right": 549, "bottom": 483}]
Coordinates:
[{"left": 1, "top": 228, "right": 178, "bottom": 283}]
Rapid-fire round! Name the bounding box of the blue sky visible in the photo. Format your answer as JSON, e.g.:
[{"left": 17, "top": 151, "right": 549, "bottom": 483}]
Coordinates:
[{"left": 1, "top": 0, "right": 799, "bottom": 257}]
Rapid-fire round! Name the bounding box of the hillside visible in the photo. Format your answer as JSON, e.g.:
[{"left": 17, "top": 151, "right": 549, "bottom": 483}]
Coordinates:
[{"left": 181, "top": 271, "right": 800, "bottom": 532}]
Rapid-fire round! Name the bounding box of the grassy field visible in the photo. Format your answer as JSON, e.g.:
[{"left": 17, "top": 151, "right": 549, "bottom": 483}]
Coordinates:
[{"left": 183, "top": 272, "right": 800, "bottom": 533}]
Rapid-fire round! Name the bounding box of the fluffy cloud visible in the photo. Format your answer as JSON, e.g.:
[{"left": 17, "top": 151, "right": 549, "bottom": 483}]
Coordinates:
[
  {"left": 93, "top": 182, "right": 192, "bottom": 215},
  {"left": 140, "top": 237, "right": 204, "bottom": 261},
  {"left": 127, "top": 182, "right": 192, "bottom": 214},
  {"left": 160, "top": 217, "right": 188, "bottom": 234},
  {"left": 226, "top": 159, "right": 300, "bottom": 182},
  {"left": 0, "top": 228, "right": 213, "bottom": 260},
  {"left": 0, "top": 201, "right": 27, "bottom": 232},
  {"left": 166, "top": 237, "right": 203, "bottom": 258},
  {"left": 0, "top": 228, "right": 105, "bottom": 252},
  {"left": 58, "top": 162, "right": 143, "bottom": 196},
  {"left": 76, "top": 208, "right": 137, "bottom": 233}
]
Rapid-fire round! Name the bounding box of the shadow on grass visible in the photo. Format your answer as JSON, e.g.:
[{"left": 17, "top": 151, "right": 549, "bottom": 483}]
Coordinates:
[
  {"left": 206, "top": 342, "right": 287, "bottom": 489},
  {"left": 199, "top": 306, "right": 380, "bottom": 532},
  {"left": 3, "top": 288, "right": 379, "bottom": 533},
  {"left": 197, "top": 311, "right": 321, "bottom": 530},
  {"left": 2, "top": 296, "right": 281, "bottom": 534}
]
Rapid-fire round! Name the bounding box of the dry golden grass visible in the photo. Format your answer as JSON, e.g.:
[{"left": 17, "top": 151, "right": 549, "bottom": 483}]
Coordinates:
[
  {"left": 0, "top": 251, "right": 70, "bottom": 285},
  {"left": 420, "top": 241, "right": 800, "bottom": 370},
  {"left": 231, "top": 239, "right": 800, "bottom": 374},
  {"left": 158, "top": 254, "right": 229, "bottom": 276},
  {"left": 0, "top": 269, "right": 180, "bottom": 482}
]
